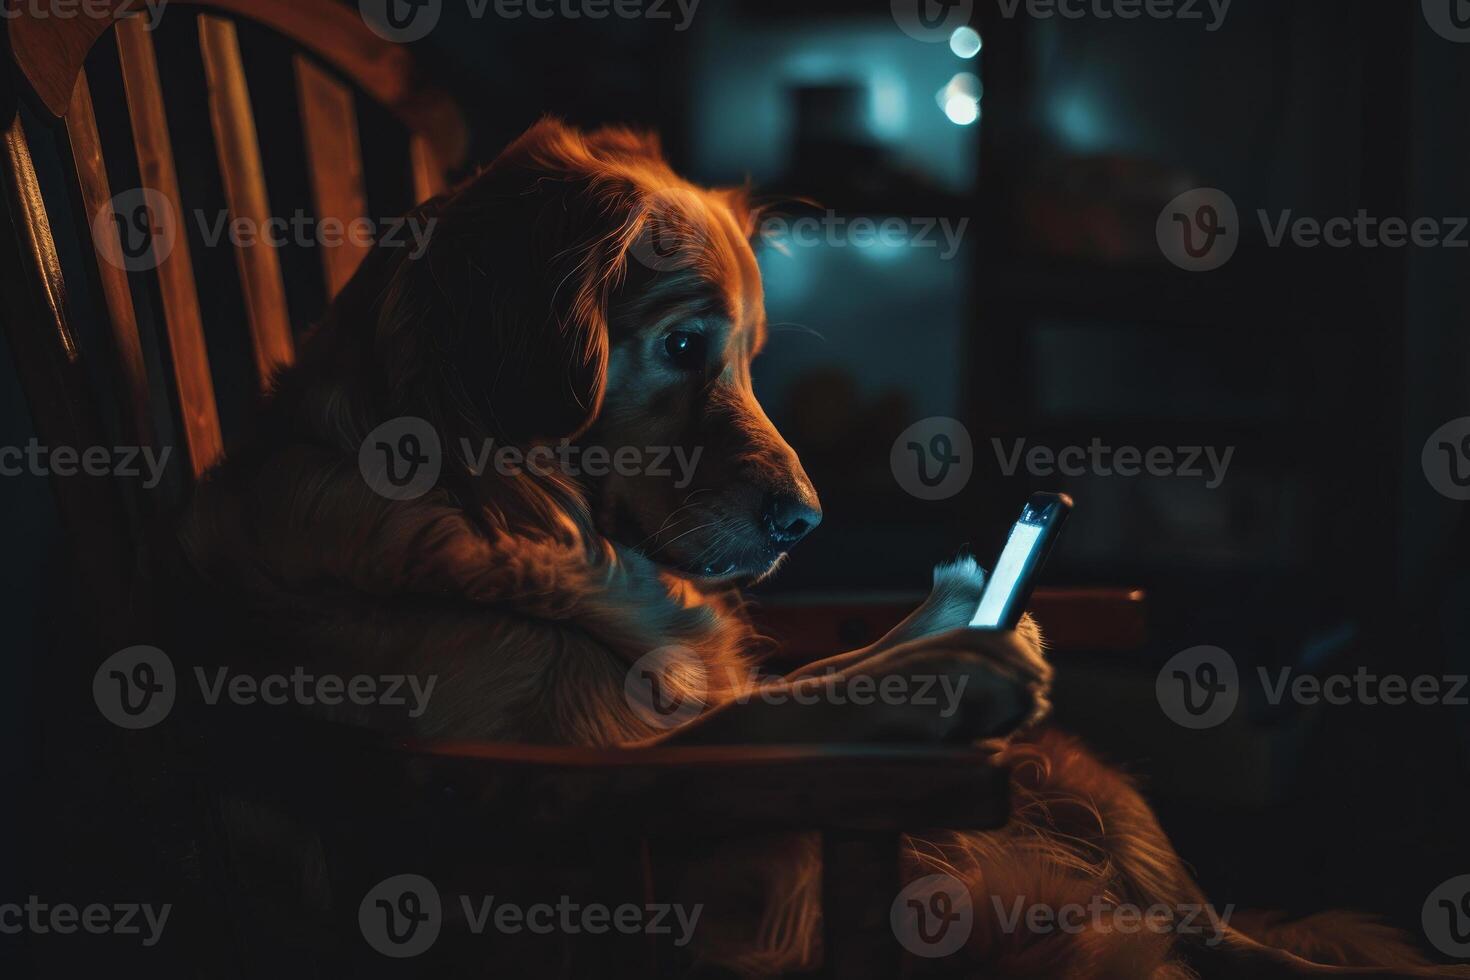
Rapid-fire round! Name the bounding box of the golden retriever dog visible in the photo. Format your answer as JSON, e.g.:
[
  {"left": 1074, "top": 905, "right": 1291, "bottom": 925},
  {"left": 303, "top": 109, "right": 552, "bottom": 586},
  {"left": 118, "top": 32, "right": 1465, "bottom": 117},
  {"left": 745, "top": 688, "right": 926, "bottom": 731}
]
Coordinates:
[{"left": 171, "top": 119, "right": 1466, "bottom": 977}]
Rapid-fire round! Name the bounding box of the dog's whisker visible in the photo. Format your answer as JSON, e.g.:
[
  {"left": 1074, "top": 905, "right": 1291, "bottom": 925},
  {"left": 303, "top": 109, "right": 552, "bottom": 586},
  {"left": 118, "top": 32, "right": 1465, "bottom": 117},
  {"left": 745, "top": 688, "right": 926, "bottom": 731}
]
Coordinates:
[
  {"left": 767, "top": 322, "right": 826, "bottom": 342},
  {"left": 636, "top": 501, "right": 709, "bottom": 550},
  {"left": 648, "top": 520, "right": 718, "bottom": 556},
  {"left": 688, "top": 516, "right": 747, "bottom": 571}
]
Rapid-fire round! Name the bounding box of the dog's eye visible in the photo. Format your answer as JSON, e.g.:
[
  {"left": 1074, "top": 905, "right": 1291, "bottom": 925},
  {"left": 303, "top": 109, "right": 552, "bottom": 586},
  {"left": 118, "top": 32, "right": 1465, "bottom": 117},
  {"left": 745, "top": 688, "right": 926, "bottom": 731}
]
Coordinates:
[{"left": 662, "top": 331, "right": 707, "bottom": 370}]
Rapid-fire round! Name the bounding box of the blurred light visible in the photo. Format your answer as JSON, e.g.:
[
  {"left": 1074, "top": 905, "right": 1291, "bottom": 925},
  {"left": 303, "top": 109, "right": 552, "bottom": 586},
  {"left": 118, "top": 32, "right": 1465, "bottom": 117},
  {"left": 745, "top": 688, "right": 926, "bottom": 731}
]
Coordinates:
[
  {"left": 946, "top": 71, "right": 981, "bottom": 99},
  {"left": 869, "top": 71, "right": 907, "bottom": 138},
  {"left": 949, "top": 27, "right": 982, "bottom": 59},
  {"left": 1048, "top": 90, "right": 1108, "bottom": 150},
  {"left": 937, "top": 72, "right": 982, "bottom": 126},
  {"left": 783, "top": 50, "right": 843, "bottom": 79},
  {"left": 758, "top": 243, "right": 810, "bottom": 304},
  {"left": 856, "top": 237, "right": 913, "bottom": 264},
  {"left": 944, "top": 95, "right": 980, "bottom": 126}
]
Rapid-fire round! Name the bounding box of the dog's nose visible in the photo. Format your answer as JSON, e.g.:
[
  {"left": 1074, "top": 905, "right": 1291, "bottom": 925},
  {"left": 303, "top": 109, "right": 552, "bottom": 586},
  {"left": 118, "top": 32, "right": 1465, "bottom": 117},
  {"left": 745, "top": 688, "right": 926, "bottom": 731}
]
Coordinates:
[{"left": 762, "top": 492, "right": 822, "bottom": 547}]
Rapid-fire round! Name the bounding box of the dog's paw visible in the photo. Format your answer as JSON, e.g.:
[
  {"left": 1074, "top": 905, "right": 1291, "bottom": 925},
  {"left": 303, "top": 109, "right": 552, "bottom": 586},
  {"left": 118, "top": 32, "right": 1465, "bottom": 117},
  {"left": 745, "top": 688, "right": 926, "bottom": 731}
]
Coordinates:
[
  {"left": 876, "top": 557, "right": 988, "bottom": 649},
  {"left": 908, "top": 650, "right": 1042, "bottom": 741},
  {"left": 880, "top": 625, "right": 1053, "bottom": 740}
]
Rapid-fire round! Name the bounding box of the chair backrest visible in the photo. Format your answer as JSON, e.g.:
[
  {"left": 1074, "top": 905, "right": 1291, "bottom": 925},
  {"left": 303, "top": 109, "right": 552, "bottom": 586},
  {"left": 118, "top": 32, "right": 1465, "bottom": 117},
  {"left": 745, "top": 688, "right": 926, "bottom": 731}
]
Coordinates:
[{"left": 1, "top": 0, "right": 467, "bottom": 637}]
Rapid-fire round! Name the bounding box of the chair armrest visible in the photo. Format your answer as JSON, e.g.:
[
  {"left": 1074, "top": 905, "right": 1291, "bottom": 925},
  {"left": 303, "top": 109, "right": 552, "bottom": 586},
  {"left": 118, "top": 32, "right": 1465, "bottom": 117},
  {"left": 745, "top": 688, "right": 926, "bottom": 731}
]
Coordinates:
[
  {"left": 397, "top": 740, "right": 1011, "bottom": 835},
  {"left": 193, "top": 714, "right": 1011, "bottom": 835}
]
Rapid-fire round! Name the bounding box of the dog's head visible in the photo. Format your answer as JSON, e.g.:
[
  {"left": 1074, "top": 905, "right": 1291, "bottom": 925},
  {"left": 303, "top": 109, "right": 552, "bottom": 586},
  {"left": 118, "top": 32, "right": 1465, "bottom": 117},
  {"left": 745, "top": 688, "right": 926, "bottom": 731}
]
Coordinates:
[{"left": 343, "top": 118, "right": 820, "bottom": 582}]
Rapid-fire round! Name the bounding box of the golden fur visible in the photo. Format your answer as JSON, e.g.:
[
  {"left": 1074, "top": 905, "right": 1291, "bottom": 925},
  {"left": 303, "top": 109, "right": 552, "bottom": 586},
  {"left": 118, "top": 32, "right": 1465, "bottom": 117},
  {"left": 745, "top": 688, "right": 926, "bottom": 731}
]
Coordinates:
[{"left": 172, "top": 119, "right": 1467, "bottom": 977}]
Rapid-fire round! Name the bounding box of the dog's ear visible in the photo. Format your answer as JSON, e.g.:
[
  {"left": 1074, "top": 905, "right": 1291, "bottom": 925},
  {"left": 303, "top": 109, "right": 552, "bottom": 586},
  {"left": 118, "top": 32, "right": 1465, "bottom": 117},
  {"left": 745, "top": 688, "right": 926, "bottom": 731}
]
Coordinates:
[
  {"left": 712, "top": 184, "right": 762, "bottom": 241},
  {"left": 337, "top": 118, "right": 666, "bottom": 445}
]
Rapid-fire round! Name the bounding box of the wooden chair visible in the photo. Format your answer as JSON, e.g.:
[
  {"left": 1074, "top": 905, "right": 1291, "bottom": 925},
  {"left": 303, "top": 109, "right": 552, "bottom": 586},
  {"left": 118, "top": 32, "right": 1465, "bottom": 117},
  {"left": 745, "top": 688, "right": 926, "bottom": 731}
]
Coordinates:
[{"left": 0, "top": 3, "right": 1136, "bottom": 974}]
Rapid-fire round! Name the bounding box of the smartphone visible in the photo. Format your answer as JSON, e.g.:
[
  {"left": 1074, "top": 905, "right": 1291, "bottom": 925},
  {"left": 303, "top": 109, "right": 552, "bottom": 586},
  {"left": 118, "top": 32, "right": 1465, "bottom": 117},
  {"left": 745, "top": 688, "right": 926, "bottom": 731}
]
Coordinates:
[{"left": 970, "top": 492, "right": 1073, "bottom": 630}]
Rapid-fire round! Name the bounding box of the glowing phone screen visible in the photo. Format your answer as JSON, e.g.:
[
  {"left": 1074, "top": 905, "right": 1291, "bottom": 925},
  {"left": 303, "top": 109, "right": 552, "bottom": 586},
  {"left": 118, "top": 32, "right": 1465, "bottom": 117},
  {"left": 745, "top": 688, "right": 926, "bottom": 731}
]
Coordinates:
[{"left": 970, "top": 520, "right": 1044, "bottom": 628}]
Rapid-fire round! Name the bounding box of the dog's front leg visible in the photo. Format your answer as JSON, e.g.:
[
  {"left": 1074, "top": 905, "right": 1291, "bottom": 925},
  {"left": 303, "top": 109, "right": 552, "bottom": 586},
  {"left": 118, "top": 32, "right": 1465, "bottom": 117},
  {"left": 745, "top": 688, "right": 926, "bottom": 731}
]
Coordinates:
[
  {"left": 785, "top": 556, "right": 1021, "bottom": 679},
  {"left": 635, "top": 623, "right": 1051, "bottom": 747}
]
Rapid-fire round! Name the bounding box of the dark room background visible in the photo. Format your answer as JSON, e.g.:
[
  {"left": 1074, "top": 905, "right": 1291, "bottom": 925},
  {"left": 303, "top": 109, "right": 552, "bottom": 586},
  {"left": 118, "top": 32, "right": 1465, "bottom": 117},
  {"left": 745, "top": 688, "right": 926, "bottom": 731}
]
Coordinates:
[{"left": 3, "top": 0, "right": 1469, "bottom": 960}]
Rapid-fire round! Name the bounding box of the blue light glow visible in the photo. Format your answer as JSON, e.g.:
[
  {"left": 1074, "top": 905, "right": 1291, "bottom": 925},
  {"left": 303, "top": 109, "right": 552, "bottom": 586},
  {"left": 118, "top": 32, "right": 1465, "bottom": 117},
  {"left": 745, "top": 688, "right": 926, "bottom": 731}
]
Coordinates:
[{"left": 949, "top": 26, "right": 982, "bottom": 59}]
